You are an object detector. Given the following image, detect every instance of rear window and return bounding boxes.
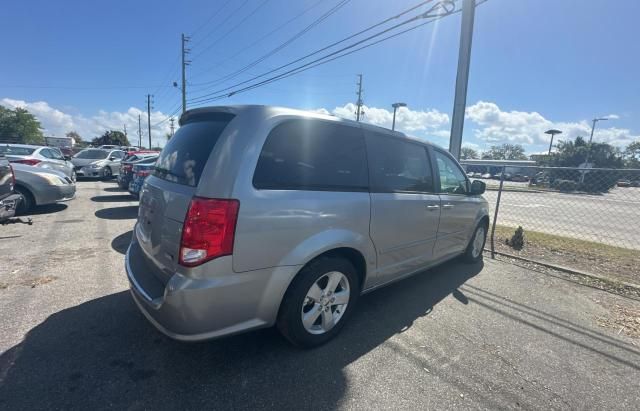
[253,119,368,191]
[0,146,36,155]
[154,113,234,186]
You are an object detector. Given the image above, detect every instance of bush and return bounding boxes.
[554,179,577,192]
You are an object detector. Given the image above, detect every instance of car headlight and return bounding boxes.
[90,163,103,168]
[36,173,68,186]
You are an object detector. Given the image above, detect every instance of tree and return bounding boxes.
[0,105,45,144]
[91,130,130,147]
[623,141,640,168]
[460,147,479,160]
[481,143,527,160]
[66,130,83,143]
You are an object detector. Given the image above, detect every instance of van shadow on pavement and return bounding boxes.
[111,230,133,254]
[0,260,482,409]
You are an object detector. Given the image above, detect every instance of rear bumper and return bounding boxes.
[76,166,106,178]
[125,229,300,341]
[0,194,21,221]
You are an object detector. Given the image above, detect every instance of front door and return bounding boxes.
[366,132,440,286]
[432,149,480,259]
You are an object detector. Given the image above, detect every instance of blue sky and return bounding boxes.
[1,0,639,151]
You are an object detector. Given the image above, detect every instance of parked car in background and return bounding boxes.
[0,154,21,222]
[118,155,158,189]
[71,148,125,179]
[616,179,632,187]
[510,174,529,182]
[126,105,489,348]
[1,144,75,180]
[98,145,119,150]
[127,161,155,199]
[481,173,492,179]
[12,163,76,214]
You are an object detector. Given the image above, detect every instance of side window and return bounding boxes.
[253,120,368,191]
[111,151,124,159]
[40,148,54,159]
[366,133,434,193]
[435,150,468,194]
[49,148,64,160]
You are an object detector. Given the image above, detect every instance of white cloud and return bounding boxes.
[606,114,620,120]
[465,101,639,148]
[1,98,175,148]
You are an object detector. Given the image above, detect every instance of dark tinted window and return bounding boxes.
[0,146,36,155]
[253,120,368,191]
[40,148,54,159]
[367,133,434,193]
[154,113,234,186]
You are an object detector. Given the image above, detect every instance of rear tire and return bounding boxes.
[462,222,488,263]
[14,186,35,215]
[277,256,360,348]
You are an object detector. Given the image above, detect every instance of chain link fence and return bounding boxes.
[465,164,640,284]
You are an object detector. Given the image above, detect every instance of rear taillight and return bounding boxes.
[12,158,41,166]
[123,164,132,171]
[136,169,151,177]
[179,197,240,267]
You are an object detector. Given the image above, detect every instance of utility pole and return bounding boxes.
[448,0,476,160]
[355,74,364,122]
[123,124,127,138]
[181,33,191,115]
[137,114,142,148]
[545,129,562,155]
[391,102,407,131]
[146,94,153,149]
[169,117,175,138]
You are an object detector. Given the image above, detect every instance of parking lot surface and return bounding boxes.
[1,180,639,410]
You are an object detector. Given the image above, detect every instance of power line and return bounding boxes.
[190,0,351,86]
[190,0,250,49]
[0,84,172,90]
[191,0,271,61]
[188,1,456,105]
[189,0,326,81]
[189,0,235,39]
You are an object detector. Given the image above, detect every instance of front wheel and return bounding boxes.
[462,222,488,263]
[14,186,34,215]
[277,256,360,348]
[102,167,112,180]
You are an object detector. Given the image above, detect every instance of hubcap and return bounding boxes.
[301,271,350,335]
[472,226,486,258]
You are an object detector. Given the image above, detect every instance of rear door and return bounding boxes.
[366,132,440,285]
[136,112,235,281]
[431,149,479,259]
[39,148,68,175]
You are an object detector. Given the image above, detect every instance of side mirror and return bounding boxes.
[469,180,486,195]
[109,156,116,161]
[64,155,72,161]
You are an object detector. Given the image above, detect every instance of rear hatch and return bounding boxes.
[136,112,235,283]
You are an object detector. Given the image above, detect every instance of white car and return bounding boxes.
[0,144,75,180]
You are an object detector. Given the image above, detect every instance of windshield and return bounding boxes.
[0,146,36,155]
[74,149,108,159]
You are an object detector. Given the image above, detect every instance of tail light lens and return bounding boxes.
[12,158,41,166]
[179,197,240,267]
[136,169,151,177]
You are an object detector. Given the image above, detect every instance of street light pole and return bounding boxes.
[584,117,609,166]
[544,129,562,155]
[391,102,407,131]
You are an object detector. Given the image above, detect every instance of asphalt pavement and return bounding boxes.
[1,180,639,410]
[483,186,640,249]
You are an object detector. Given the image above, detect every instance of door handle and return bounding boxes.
[426,204,440,211]
[442,204,454,210]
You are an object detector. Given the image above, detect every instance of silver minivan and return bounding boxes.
[125,105,489,347]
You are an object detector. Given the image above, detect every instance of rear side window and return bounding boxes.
[253,120,368,192]
[154,113,234,187]
[366,133,434,193]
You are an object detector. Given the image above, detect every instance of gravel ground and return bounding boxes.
[1,180,639,410]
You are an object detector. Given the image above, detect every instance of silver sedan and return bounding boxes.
[11,163,76,214]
